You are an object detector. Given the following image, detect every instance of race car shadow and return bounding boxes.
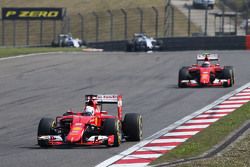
[21,144,111,150]
[173,85,229,89]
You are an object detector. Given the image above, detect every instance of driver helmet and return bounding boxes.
[202,61,210,67]
[85,106,94,115]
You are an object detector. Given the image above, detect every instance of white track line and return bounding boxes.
[151,138,187,143]
[196,114,228,118]
[229,96,250,99]
[221,100,249,104]
[96,83,250,167]
[0,52,63,61]
[137,146,176,151]
[187,119,219,123]
[122,154,162,159]
[176,125,210,129]
[205,109,235,113]
[110,163,148,167]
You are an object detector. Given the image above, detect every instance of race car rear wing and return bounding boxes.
[196,53,219,63]
[85,94,122,120]
[85,94,122,104]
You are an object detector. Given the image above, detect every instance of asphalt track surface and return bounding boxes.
[0,51,249,167]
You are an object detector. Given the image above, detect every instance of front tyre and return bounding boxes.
[103,118,121,147]
[178,67,190,88]
[222,68,234,87]
[224,66,235,85]
[37,117,56,148]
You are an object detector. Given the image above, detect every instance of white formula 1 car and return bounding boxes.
[126,33,163,52]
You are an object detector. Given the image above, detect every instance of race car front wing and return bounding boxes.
[37,135,115,146]
[180,79,231,87]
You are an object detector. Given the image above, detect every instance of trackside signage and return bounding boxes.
[2,8,64,20]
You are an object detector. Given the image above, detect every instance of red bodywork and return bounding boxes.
[38,94,123,146]
[179,54,231,87]
[186,64,229,87]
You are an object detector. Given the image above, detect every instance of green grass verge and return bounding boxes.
[0,47,82,58]
[151,101,250,166]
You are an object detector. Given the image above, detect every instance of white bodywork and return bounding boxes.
[134,33,158,49]
[38,135,63,142]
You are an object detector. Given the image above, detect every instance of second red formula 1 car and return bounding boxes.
[37,94,143,148]
[178,53,235,88]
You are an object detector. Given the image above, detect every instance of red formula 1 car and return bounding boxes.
[37,94,143,148]
[178,53,235,88]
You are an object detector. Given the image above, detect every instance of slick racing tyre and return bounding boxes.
[37,117,56,147]
[222,67,234,87]
[103,118,121,147]
[178,67,190,88]
[126,41,134,52]
[224,66,235,85]
[123,113,143,141]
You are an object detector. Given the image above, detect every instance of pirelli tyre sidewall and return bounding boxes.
[178,67,190,88]
[126,41,134,52]
[222,66,234,87]
[102,118,121,147]
[123,113,143,141]
[37,117,56,147]
[224,66,235,85]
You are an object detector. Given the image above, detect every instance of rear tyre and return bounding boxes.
[123,113,143,141]
[178,67,190,88]
[103,118,121,147]
[37,118,56,147]
[126,41,134,52]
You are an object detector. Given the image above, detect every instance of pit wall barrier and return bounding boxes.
[88,36,247,51]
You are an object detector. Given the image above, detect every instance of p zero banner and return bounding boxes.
[2,8,64,20]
